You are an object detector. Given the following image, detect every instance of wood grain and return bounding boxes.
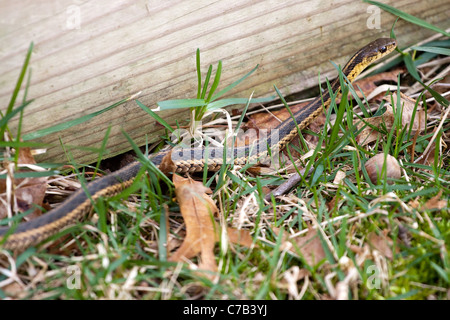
[1,0,449,164]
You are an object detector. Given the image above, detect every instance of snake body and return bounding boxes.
[0,38,397,250]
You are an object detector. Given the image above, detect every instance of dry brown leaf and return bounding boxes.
[352,68,402,100]
[224,227,253,248]
[274,226,326,266]
[157,150,176,174]
[357,92,426,146]
[168,174,218,276]
[408,191,448,213]
[231,124,260,148]
[364,153,402,185]
[348,244,365,255]
[422,190,448,211]
[356,112,393,146]
[246,101,319,132]
[390,92,427,133]
[0,147,47,221]
[291,227,326,266]
[408,199,421,209]
[367,231,396,260]
[1,282,27,299]
[168,175,253,278]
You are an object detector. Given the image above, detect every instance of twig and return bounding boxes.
[265,166,314,201]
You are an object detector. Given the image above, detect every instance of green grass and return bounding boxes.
[155,48,275,137]
[0,9,449,300]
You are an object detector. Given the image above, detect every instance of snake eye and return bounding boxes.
[380,46,387,53]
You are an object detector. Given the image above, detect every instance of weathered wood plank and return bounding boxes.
[1,0,449,164]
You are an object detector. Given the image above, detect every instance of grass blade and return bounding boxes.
[206,96,275,111]
[0,170,60,179]
[0,140,47,148]
[410,46,450,56]
[23,97,130,141]
[136,99,174,133]
[196,48,202,99]
[401,53,449,107]
[365,0,450,37]
[1,42,34,139]
[201,65,213,99]
[211,64,259,101]
[156,98,206,110]
[206,60,222,102]
[0,101,32,130]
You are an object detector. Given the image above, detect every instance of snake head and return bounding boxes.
[342,38,397,81]
[364,38,397,60]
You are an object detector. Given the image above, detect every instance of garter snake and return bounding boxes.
[0,38,397,250]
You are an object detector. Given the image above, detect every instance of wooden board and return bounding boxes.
[1,0,449,164]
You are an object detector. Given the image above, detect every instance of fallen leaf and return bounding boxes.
[357,92,426,146]
[1,282,27,299]
[168,175,253,279]
[231,123,260,148]
[422,190,448,211]
[291,227,326,266]
[157,150,176,174]
[168,174,218,276]
[367,231,396,260]
[356,112,394,146]
[0,147,48,221]
[274,226,326,266]
[223,227,253,248]
[408,199,421,209]
[390,92,427,133]
[352,68,402,100]
[348,244,364,255]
